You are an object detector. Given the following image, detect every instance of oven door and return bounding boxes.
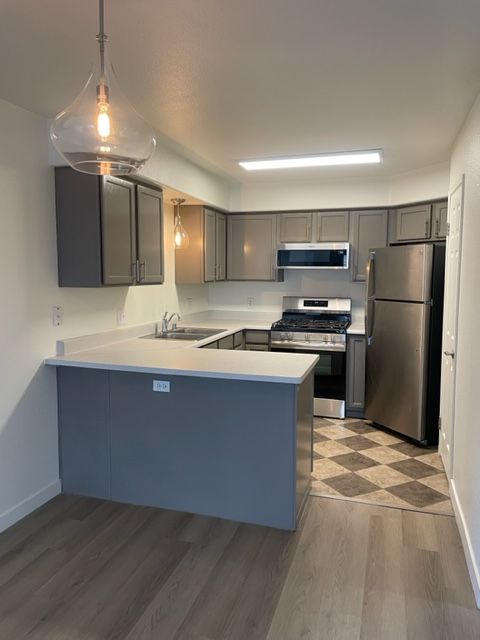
[271,345,346,418]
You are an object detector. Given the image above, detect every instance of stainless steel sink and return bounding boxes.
[141,327,226,341]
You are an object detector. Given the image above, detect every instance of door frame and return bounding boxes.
[439,175,465,477]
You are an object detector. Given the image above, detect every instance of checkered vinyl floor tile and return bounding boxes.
[310,418,453,515]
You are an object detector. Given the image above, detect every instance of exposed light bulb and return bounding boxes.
[97,102,111,138]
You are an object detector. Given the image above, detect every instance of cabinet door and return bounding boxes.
[346,335,366,413]
[136,186,164,284]
[227,215,277,280]
[395,204,432,241]
[218,335,234,350]
[433,201,448,239]
[203,209,216,282]
[215,212,226,280]
[101,176,136,285]
[352,210,388,282]
[316,211,349,241]
[278,213,313,242]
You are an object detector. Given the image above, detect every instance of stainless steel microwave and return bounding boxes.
[277,243,350,270]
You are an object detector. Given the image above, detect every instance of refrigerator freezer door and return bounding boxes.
[372,244,433,302]
[365,300,430,441]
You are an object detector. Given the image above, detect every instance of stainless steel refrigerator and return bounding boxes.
[365,243,445,444]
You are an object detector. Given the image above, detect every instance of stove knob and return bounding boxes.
[287,332,294,341]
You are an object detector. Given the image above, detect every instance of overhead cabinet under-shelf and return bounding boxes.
[175,206,226,284]
[55,167,164,287]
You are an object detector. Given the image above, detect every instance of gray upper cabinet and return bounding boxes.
[204,209,216,282]
[101,177,137,286]
[395,204,432,242]
[278,212,313,243]
[351,209,388,281]
[175,206,226,283]
[346,335,366,415]
[432,201,448,239]
[136,185,164,284]
[215,212,227,280]
[227,214,279,280]
[55,167,163,287]
[316,211,349,241]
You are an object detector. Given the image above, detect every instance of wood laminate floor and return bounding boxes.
[0,494,478,640]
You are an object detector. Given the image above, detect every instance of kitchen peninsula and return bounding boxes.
[46,320,317,530]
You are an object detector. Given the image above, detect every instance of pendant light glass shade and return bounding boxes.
[50,1,156,176]
[172,199,189,249]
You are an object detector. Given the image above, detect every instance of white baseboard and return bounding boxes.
[0,479,62,534]
[450,479,480,608]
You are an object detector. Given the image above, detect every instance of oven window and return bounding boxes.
[277,248,346,268]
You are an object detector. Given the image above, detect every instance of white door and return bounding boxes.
[439,176,464,477]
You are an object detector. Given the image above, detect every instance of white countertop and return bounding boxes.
[45,319,318,384]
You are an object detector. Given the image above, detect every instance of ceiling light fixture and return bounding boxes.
[172,198,189,249]
[50,0,156,176]
[239,150,382,171]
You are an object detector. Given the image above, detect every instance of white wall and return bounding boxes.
[0,98,209,531]
[230,162,449,211]
[209,271,365,320]
[447,93,480,604]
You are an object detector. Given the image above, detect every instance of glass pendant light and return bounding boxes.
[172,198,189,249]
[50,0,156,176]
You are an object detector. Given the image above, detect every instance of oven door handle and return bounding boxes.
[270,342,346,353]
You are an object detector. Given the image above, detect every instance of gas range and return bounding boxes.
[270,297,351,351]
[270,297,351,419]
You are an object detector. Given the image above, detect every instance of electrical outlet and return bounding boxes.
[153,380,170,393]
[52,306,63,327]
[116,309,126,325]
[247,297,255,307]
[186,297,193,310]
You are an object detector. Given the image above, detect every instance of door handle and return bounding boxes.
[444,350,455,358]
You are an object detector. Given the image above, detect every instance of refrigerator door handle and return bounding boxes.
[366,251,375,345]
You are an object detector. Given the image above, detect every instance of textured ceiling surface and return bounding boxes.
[1,0,480,181]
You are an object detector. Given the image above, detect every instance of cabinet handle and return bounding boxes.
[132,261,139,282]
[424,219,430,238]
[435,218,440,237]
[139,260,146,282]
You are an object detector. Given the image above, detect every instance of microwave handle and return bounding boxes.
[366,251,375,345]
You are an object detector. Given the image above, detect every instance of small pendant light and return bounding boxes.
[50,0,156,176]
[172,199,189,249]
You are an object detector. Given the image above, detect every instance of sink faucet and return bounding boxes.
[158,312,181,336]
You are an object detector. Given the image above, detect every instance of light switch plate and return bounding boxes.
[153,380,170,393]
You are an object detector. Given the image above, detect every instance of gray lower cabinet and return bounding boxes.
[55,167,163,287]
[227,214,280,281]
[277,212,313,242]
[316,211,349,241]
[394,204,432,242]
[175,206,226,283]
[217,334,234,350]
[351,209,389,281]
[346,335,366,416]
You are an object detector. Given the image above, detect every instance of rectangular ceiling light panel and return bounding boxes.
[239,150,382,171]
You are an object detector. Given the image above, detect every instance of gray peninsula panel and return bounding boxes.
[57,367,313,530]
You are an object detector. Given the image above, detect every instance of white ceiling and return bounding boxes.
[1,0,480,183]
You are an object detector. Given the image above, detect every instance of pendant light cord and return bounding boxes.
[96,0,107,79]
